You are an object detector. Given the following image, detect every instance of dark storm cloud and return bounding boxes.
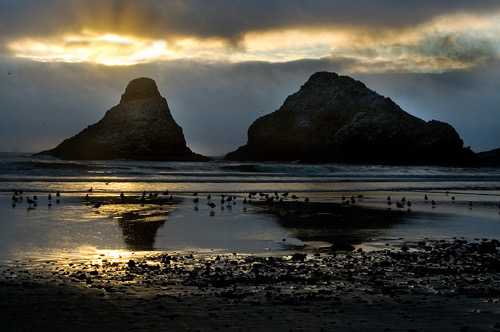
[1,0,499,45]
[413,33,497,63]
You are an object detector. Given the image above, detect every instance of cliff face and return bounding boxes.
[226,72,475,165]
[38,78,208,161]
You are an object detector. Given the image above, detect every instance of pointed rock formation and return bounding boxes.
[225,72,476,165]
[38,78,208,161]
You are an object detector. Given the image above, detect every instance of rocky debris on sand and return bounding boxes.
[2,238,500,330]
[3,239,499,302]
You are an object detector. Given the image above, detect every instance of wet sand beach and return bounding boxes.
[2,155,500,331]
[1,238,500,331]
[2,194,500,331]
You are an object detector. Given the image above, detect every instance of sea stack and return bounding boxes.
[38,78,208,161]
[225,72,475,165]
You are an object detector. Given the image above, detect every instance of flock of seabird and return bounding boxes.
[9,188,500,215]
[11,190,61,209]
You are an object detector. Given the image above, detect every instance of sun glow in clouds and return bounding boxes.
[6,11,500,72]
[9,32,167,66]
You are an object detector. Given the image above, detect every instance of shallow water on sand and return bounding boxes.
[1,153,500,263]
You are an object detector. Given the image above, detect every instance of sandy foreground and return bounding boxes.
[1,238,500,332]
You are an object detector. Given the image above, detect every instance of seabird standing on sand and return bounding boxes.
[27,197,36,207]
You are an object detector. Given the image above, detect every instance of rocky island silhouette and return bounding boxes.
[38,73,499,165]
[226,72,478,165]
[38,77,208,161]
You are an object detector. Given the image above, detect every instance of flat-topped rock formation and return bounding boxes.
[38,78,208,161]
[225,72,476,165]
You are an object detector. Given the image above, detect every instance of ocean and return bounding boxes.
[1,152,500,263]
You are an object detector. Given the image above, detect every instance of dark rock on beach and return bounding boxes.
[2,238,500,331]
[225,71,475,165]
[37,78,208,161]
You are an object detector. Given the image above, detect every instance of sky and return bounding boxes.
[0,0,499,156]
